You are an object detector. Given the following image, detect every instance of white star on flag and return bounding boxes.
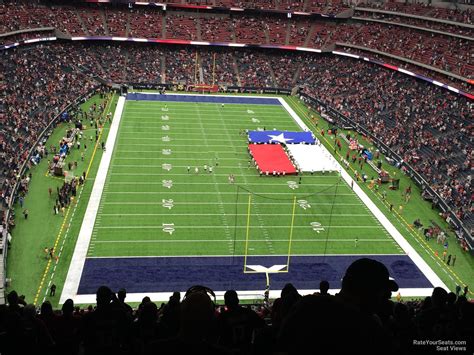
[268,133,293,144]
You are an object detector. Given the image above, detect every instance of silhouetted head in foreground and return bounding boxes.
[96,286,113,307]
[224,290,239,309]
[180,289,216,341]
[319,280,330,295]
[339,258,398,314]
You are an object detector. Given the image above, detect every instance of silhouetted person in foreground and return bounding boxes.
[158,291,181,339]
[81,286,132,355]
[55,299,82,355]
[277,258,398,355]
[217,290,264,354]
[117,288,133,317]
[146,287,226,355]
[319,280,330,295]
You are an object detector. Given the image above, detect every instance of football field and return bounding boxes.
[60,93,443,303]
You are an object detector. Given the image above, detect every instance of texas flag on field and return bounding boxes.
[248,130,316,144]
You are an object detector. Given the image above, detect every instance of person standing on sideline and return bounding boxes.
[50,284,56,297]
[447,254,452,265]
[455,285,461,296]
[463,285,469,297]
[48,187,52,197]
[442,250,447,262]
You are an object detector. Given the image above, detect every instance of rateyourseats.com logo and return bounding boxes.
[413,339,468,352]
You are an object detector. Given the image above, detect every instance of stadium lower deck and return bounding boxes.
[61,93,445,304]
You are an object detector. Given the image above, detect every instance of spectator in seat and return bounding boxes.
[80,286,132,355]
[337,258,399,317]
[271,283,301,331]
[319,280,330,295]
[117,288,133,317]
[132,301,160,353]
[55,299,81,355]
[277,292,392,355]
[146,288,225,355]
[21,304,55,354]
[216,290,264,353]
[157,291,181,339]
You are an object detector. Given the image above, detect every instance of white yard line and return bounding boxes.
[96,225,382,229]
[101,191,356,195]
[85,253,402,258]
[93,239,394,243]
[99,213,370,217]
[278,97,448,291]
[109,172,338,178]
[103,201,363,205]
[60,96,126,304]
[108,182,343,187]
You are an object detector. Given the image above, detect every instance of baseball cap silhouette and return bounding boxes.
[343,258,399,292]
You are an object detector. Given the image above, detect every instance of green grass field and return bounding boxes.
[6,93,473,306]
[90,99,401,258]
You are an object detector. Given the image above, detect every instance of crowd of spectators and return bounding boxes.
[297,54,472,229]
[200,50,237,86]
[339,46,471,92]
[1,2,473,81]
[234,50,275,87]
[333,21,473,79]
[354,10,474,37]
[128,8,163,39]
[0,258,472,355]
[0,43,97,216]
[360,1,473,24]
[165,13,198,40]
[200,15,234,42]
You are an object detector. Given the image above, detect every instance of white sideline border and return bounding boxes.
[60,94,445,305]
[60,96,126,304]
[71,287,433,305]
[277,97,447,291]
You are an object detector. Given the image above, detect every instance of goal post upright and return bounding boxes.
[286,195,297,272]
[243,193,252,272]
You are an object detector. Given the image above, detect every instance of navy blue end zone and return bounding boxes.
[126,93,281,105]
[77,255,433,294]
